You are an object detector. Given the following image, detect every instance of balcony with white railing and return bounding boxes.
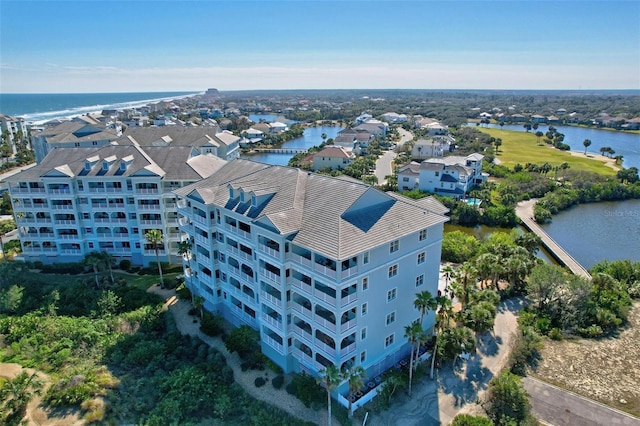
[144,249,166,256]
[137,204,161,211]
[113,233,129,239]
[263,334,284,353]
[176,199,187,209]
[194,233,208,245]
[288,252,312,268]
[291,302,313,319]
[39,232,56,238]
[258,243,280,259]
[259,268,281,284]
[50,204,73,210]
[54,219,76,225]
[58,234,80,240]
[292,347,315,367]
[48,188,72,195]
[60,249,82,255]
[292,323,313,342]
[315,315,337,333]
[140,219,163,226]
[41,247,58,252]
[340,292,358,307]
[339,342,356,357]
[106,203,125,209]
[314,288,337,307]
[192,214,209,226]
[314,263,337,279]
[136,187,160,195]
[315,339,337,358]
[340,318,357,333]
[261,290,282,308]
[341,265,359,279]
[289,276,312,294]
[262,313,283,331]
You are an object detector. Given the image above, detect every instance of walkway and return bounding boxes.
[515,199,591,279]
[375,128,413,185]
[523,376,640,426]
[370,298,524,426]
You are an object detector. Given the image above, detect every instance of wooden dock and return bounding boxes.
[516,200,592,279]
[252,148,308,154]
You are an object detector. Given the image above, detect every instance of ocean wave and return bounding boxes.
[22,93,202,125]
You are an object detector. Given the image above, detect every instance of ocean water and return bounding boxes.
[0,91,201,124]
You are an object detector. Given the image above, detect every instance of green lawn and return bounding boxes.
[478,127,617,176]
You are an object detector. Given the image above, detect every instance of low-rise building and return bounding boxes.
[312,146,354,171]
[411,136,454,160]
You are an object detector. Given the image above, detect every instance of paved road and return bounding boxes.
[374,128,413,185]
[523,377,640,426]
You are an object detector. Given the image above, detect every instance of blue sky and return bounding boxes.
[1,0,639,93]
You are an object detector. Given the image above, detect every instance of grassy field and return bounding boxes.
[477,127,618,176]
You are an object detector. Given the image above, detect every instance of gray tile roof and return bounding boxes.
[176,159,449,260]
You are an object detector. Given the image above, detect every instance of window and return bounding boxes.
[362,277,368,291]
[435,171,440,177]
[388,264,398,278]
[92,141,98,146]
[385,334,395,348]
[74,143,80,147]
[219,253,225,262]
[361,303,368,316]
[363,251,369,264]
[386,312,396,326]
[360,351,366,363]
[416,274,424,287]
[133,228,139,234]
[387,288,397,302]
[361,328,367,340]
[389,240,399,253]
[419,229,427,241]
[417,252,425,264]
[402,177,409,182]
[82,213,89,219]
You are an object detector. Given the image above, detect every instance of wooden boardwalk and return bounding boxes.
[252,148,308,154]
[516,200,592,279]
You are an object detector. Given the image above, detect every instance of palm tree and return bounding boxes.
[193,295,205,320]
[100,250,115,284]
[0,220,15,263]
[463,304,495,341]
[430,295,453,379]
[0,371,43,423]
[452,262,478,310]
[442,265,454,292]
[414,290,437,327]
[83,251,103,287]
[534,131,544,145]
[145,229,165,288]
[475,253,496,288]
[177,239,193,295]
[494,138,502,154]
[404,321,422,395]
[343,365,366,419]
[583,139,592,155]
[318,365,342,426]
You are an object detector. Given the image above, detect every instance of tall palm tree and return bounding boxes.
[442,265,454,292]
[414,290,437,327]
[343,365,366,419]
[404,321,422,395]
[83,251,102,287]
[318,365,342,426]
[452,262,478,310]
[145,229,165,288]
[177,239,193,295]
[100,250,115,284]
[583,138,592,155]
[430,295,453,379]
[475,253,496,288]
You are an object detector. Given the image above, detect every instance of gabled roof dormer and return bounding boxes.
[119,155,134,172]
[84,155,99,172]
[102,155,117,172]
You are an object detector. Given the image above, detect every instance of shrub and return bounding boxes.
[200,312,223,337]
[119,259,131,270]
[450,414,494,426]
[272,375,284,389]
[254,377,266,387]
[485,371,534,425]
[549,327,563,340]
[287,372,325,408]
[577,325,604,338]
[33,260,44,269]
[127,265,141,274]
[509,325,543,376]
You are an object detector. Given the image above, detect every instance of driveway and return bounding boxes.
[523,377,640,426]
[374,128,413,185]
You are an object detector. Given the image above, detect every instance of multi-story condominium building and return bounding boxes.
[7,144,226,265]
[174,159,449,388]
[0,113,29,154]
[397,153,487,198]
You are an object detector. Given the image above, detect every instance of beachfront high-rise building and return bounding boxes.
[173,159,449,383]
[0,113,28,154]
[7,145,226,265]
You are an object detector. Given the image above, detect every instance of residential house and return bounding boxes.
[7,145,227,265]
[173,159,449,397]
[312,146,354,171]
[531,115,547,124]
[398,153,487,198]
[380,112,408,124]
[411,136,454,160]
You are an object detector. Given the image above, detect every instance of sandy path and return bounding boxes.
[148,286,333,425]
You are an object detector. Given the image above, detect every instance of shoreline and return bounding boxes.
[567,150,621,171]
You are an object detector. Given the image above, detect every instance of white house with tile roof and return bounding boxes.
[312,146,355,170]
[7,145,227,265]
[173,159,449,397]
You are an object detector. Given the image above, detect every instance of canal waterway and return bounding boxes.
[476,123,640,169]
[241,126,343,166]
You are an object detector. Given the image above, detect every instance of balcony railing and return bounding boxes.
[288,252,313,268]
[137,204,161,210]
[261,313,283,331]
[136,188,160,194]
[195,233,208,245]
[315,315,337,333]
[315,339,336,357]
[341,265,359,279]
[289,277,312,294]
[258,244,280,259]
[54,219,76,225]
[340,318,357,333]
[51,204,73,210]
[39,232,55,238]
[313,263,337,279]
[314,288,337,306]
[48,188,71,195]
[339,342,356,357]
[60,249,82,254]
[58,234,80,240]
[144,249,166,256]
[340,292,358,307]
[140,219,163,226]
[291,302,312,319]
[292,324,313,342]
[261,291,282,307]
[263,334,284,353]
[259,268,281,284]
